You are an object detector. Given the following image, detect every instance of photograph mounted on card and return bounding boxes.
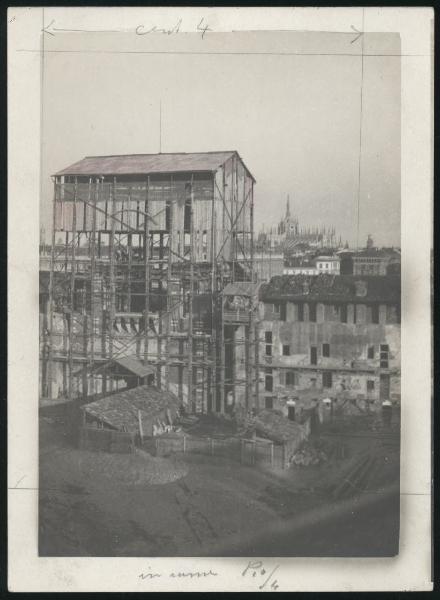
[8,6,432,593]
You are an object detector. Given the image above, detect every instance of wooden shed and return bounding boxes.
[81,385,180,438]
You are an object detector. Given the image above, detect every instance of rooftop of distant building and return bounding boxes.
[260,273,401,304]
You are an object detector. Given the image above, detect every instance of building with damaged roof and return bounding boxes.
[258,273,401,415]
[81,385,180,436]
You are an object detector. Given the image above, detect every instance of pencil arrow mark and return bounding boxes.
[13,475,26,488]
[350,25,363,44]
[42,19,56,36]
[42,19,121,36]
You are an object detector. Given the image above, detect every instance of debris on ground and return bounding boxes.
[322,412,400,435]
[291,443,327,467]
[290,438,348,467]
[179,415,199,427]
[253,409,309,444]
[330,452,379,500]
[41,446,188,488]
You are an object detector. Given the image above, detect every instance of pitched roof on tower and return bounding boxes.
[54,151,256,181]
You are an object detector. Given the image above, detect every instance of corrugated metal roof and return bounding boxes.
[112,357,155,378]
[55,151,256,181]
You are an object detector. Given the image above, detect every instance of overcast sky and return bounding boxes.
[41,30,400,247]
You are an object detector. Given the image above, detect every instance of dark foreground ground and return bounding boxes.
[39,411,400,557]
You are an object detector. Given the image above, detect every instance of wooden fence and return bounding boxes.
[152,434,293,469]
[79,425,135,454]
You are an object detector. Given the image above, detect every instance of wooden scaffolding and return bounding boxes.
[42,151,259,414]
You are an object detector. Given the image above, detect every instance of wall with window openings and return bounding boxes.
[260,298,401,406]
[263,299,400,325]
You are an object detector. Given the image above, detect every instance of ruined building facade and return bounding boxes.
[257,274,401,414]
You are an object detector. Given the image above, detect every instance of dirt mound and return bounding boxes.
[41,447,188,489]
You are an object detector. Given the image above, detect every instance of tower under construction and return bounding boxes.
[40,151,260,414]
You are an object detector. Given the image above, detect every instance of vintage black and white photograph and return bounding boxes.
[7,10,433,590]
[35,18,405,560]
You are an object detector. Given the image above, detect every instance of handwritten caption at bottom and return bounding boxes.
[242,561,280,591]
[139,568,218,580]
[138,560,280,590]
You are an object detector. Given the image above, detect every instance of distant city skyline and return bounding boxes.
[254,202,398,250]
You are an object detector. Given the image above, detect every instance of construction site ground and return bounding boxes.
[39,410,400,557]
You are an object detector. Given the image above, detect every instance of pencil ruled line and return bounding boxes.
[16,49,422,57]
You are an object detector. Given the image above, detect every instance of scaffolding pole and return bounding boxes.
[254,320,260,412]
[188,174,194,411]
[164,175,173,391]
[231,154,236,282]
[127,186,132,312]
[250,180,256,412]
[46,177,58,400]
[88,177,96,395]
[108,177,117,393]
[210,177,217,412]
[68,177,78,400]
[143,176,150,371]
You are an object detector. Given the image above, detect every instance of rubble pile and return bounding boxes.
[290,438,348,467]
[324,413,375,433]
[254,409,308,444]
[236,410,258,438]
[291,441,328,467]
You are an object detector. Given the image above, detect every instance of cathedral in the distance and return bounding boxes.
[277,195,300,237]
[260,195,341,251]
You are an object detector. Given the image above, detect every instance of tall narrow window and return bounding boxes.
[323,371,333,388]
[165,200,171,231]
[380,374,390,399]
[184,200,191,232]
[322,343,330,357]
[340,304,348,323]
[286,370,296,386]
[184,197,192,232]
[372,304,380,324]
[265,331,272,357]
[282,344,290,356]
[367,346,375,359]
[310,346,317,365]
[298,302,304,322]
[265,373,273,392]
[380,344,389,368]
[280,302,287,321]
[309,303,317,322]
